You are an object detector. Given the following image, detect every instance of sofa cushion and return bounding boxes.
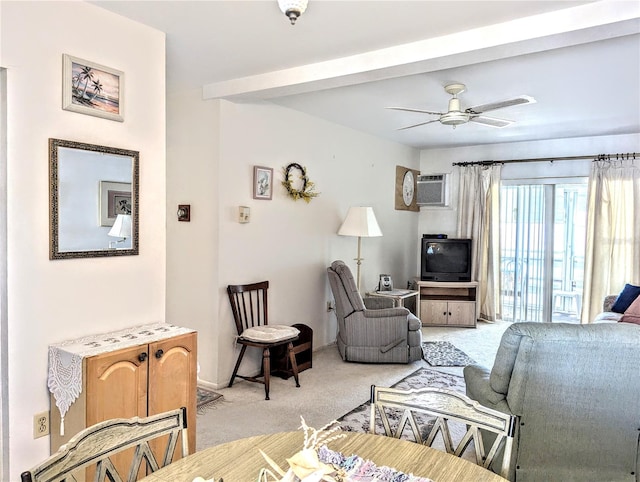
[611,283,640,313]
[593,311,623,323]
[621,295,640,325]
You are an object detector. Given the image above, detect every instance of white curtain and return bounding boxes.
[456,164,502,322]
[582,157,640,323]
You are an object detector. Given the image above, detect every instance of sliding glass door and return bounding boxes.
[499,180,587,322]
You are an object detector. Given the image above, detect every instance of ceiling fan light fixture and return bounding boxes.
[388,82,534,131]
[440,111,470,126]
[278,0,308,25]
[448,97,461,112]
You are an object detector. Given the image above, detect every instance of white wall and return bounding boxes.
[1,2,166,478]
[166,97,420,387]
[166,88,221,384]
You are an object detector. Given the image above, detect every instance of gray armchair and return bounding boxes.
[327,260,423,363]
[464,322,640,481]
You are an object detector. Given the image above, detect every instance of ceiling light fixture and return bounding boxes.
[278,0,308,25]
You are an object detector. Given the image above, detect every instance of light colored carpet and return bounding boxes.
[196,321,510,450]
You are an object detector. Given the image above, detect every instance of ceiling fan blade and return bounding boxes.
[386,106,444,116]
[469,115,514,128]
[397,119,441,130]
[466,95,536,114]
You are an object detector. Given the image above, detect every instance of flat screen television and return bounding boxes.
[421,237,472,282]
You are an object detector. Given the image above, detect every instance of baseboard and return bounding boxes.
[197,378,224,391]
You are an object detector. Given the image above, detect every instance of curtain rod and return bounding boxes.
[452,152,638,167]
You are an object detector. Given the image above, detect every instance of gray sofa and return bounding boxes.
[327,260,423,363]
[464,322,640,481]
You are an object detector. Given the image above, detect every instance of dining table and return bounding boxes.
[140,431,508,481]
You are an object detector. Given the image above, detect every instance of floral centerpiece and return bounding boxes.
[258,417,346,481]
[257,417,434,482]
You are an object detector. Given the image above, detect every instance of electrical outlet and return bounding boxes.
[33,411,49,439]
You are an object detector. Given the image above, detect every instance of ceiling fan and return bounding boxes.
[388,83,536,130]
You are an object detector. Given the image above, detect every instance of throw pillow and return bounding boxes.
[621,295,640,325]
[611,283,640,313]
[240,325,300,343]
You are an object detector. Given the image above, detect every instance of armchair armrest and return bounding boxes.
[463,364,510,412]
[363,296,394,310]
[343,310,411,346]
[362,307,410,318]
[362,307,420,331]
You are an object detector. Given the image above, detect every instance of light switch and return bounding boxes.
[239,206,250,223]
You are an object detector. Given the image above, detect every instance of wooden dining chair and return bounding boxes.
[369,385,516,479]
[21,407,188,482]
[227,281,300,400]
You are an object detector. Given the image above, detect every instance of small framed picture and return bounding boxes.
[100,181,132,226]
[63,54,124,122]
[253,166,273,200]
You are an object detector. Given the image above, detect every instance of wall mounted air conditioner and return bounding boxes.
[417,174,449,207]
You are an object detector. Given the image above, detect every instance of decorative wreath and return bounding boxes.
[282,163,320,203]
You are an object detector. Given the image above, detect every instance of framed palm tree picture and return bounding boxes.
[62,54,124,122]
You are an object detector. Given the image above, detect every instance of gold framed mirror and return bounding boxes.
[49,138,139,260]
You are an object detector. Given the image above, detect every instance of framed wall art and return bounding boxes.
[62,54,124,122]
[253,166,273,200]
[100,181,132,227]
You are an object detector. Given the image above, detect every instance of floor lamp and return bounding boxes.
[338,207,383,291]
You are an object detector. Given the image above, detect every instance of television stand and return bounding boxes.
[417,281,478,328]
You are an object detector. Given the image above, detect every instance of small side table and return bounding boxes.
[366,290,420,320]
[270,323,313,380]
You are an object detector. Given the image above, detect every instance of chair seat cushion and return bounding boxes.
[240,325,300,343]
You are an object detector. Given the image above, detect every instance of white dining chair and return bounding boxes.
[21,407,188,482]
[370,385,516,479]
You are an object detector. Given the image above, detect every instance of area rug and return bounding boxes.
[197,386,223,414]
[337,367,474,460]
[337,367,465,434]
[421,340,476,367]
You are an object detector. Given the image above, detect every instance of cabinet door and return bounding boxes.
[86,344,148,424]
[447,301,476,326]
[86,344,148,479]
[421,300,449,325]
[148,332,197,456]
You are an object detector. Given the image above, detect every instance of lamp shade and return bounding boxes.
[108,214,132,238]
[338,207,382,237]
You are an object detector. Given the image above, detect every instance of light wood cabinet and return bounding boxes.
[50,328,197,471]
[417,281,479,327]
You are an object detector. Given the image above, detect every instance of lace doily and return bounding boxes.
[48,322,195,435]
